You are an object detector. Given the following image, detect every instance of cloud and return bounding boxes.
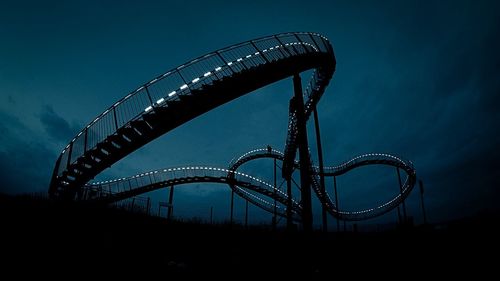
[39,105,80,143]
[0,110,56,194]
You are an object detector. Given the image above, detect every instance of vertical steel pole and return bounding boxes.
[245,200,249,229]
[210,206,213,225]
[419,180,428,225]
[333,176,340,232]
[167,185,174,221]
[313,106,327,232]
[230,190,234,225]
[293,73,313,232]
[397,168,407,224]
[286,178,293,230]
[273,158,277,230]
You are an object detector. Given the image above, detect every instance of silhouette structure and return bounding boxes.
[48,32,417,230]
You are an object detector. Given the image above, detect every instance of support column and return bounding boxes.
[167,185,174,221]
[293,73,313,232]
[419,180,427,225]
[313,106,327,232]
[333,176,340,232]
[245,200,249,229]
[146,197,150,215]
[273,158,277,230]
[286,177,293,230]
[230,190,234,225]
[397,168,407,223]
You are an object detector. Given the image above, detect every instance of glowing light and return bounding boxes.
[203,72,212,77]
[180,84,188,90]
[168,91,177,97]
[192,78,200,83]
[236,58,243,62]
[156,98,165,104]
[215,66,222,71]
[145,106,153,112]
[227,62,233,66]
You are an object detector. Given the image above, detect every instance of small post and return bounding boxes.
[397,168,407,224]
[286,177,293,231]
[245,200,249,229]
[419,180,428,225]
[167,185,174,221]
[333,176,340,232]
[210,206,213,225]
[273,158,277,231]
[230,190,234,226]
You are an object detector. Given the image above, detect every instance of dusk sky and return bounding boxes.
[1,0,499,228]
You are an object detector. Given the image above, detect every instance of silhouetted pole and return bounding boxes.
[419,180,427,225]
[273,158,277,230]
[396,173,402,225]
[333,176,340,232]
[230,190,234,225]
[396,206,402,225]
[131,197,135,212]
[167,185,175,221]
[245,200,249,229]
[210,206,213,224]
[396,168,407,223]
[293,73,313,232]
[146,197,150,215]
[313,106,327,232]
[286,178,293,230]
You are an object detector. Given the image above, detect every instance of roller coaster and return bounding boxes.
[49,32,417,230]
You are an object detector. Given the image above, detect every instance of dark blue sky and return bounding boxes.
[1,0,499,228]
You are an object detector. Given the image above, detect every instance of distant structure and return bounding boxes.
[49,32,417,231]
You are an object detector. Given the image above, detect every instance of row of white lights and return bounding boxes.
[61,39,324,155]
[60,33,328,156]
[322,153,405,171]
[144,41,318,113]
[88,165,298,206]
[232,148,284,165]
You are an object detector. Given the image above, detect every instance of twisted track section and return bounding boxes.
[49,32,335,199]
[228,148,416,221]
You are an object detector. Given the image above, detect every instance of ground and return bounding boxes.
[0,193,497,277]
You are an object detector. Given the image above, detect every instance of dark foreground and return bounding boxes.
[1,194,497,277]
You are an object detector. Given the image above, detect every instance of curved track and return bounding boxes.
[84,166,302,221]
[50,32,334,199]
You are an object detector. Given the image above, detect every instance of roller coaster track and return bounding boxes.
[84,166,302,221]
[49,32,334,200]
[49,31,417,222]
[228,148,416,221]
